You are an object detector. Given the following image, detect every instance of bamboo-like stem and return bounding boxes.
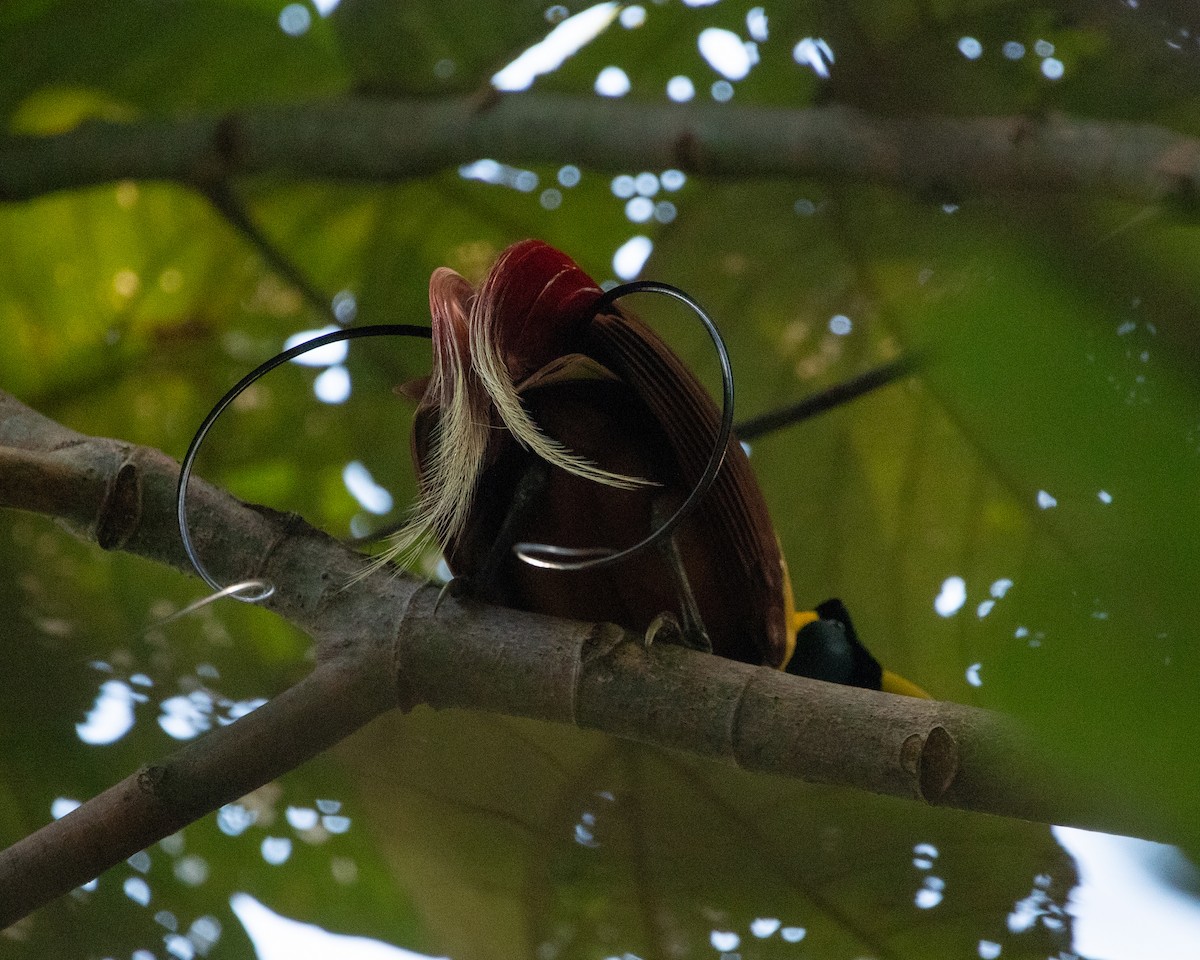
[0,388,1154,928]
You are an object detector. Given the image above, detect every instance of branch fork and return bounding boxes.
[0,389,1149,928]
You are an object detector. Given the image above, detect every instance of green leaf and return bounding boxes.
[339,708,1077,960]
[6,0,1200,956]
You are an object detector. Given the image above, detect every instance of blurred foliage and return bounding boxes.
[3,0,1200,957]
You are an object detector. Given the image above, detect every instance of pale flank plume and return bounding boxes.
[380,268,493,565]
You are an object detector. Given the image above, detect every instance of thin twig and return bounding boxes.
[201,181,337,324]
[736,354,922,440]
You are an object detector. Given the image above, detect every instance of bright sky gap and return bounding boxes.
[492,3,619,91]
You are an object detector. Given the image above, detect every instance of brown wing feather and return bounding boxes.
[585,309,789,666]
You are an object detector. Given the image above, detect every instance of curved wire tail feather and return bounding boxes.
[177,323,433,599]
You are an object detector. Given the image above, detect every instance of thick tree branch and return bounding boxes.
[0,389,1151,928]
[2,96,1199,204]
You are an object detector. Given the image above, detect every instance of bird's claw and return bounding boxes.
[643,612,712,653]
[433,575,473,615]
[644,612,681,649]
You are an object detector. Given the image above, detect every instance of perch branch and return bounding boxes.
[2,96,1199,205]
[0,388,1153,928]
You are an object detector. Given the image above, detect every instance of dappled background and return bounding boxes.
[3,0,1200,957]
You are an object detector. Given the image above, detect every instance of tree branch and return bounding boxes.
[201,180,338,325]
[736,354,922,440]
[0,656,396,927]
[0,388,1153,928]
[2,95,1199,205]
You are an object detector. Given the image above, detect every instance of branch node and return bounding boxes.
[672,128,701,173]
[251,508,309,589]
[899,732,923,777]
[96,457,142,550]
[581,621,627,664]
[136,764,167,798]
[468,84,503,115]
[391,580,435,713]
[577,624,627,725]
[188,113,243,187]
[917,725,960,804]
[213,113,245,172]
[1009,115,1037,149]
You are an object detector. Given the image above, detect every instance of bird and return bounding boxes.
[388,239,927,697]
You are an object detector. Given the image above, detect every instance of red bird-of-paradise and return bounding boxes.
[386,239,927,697]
